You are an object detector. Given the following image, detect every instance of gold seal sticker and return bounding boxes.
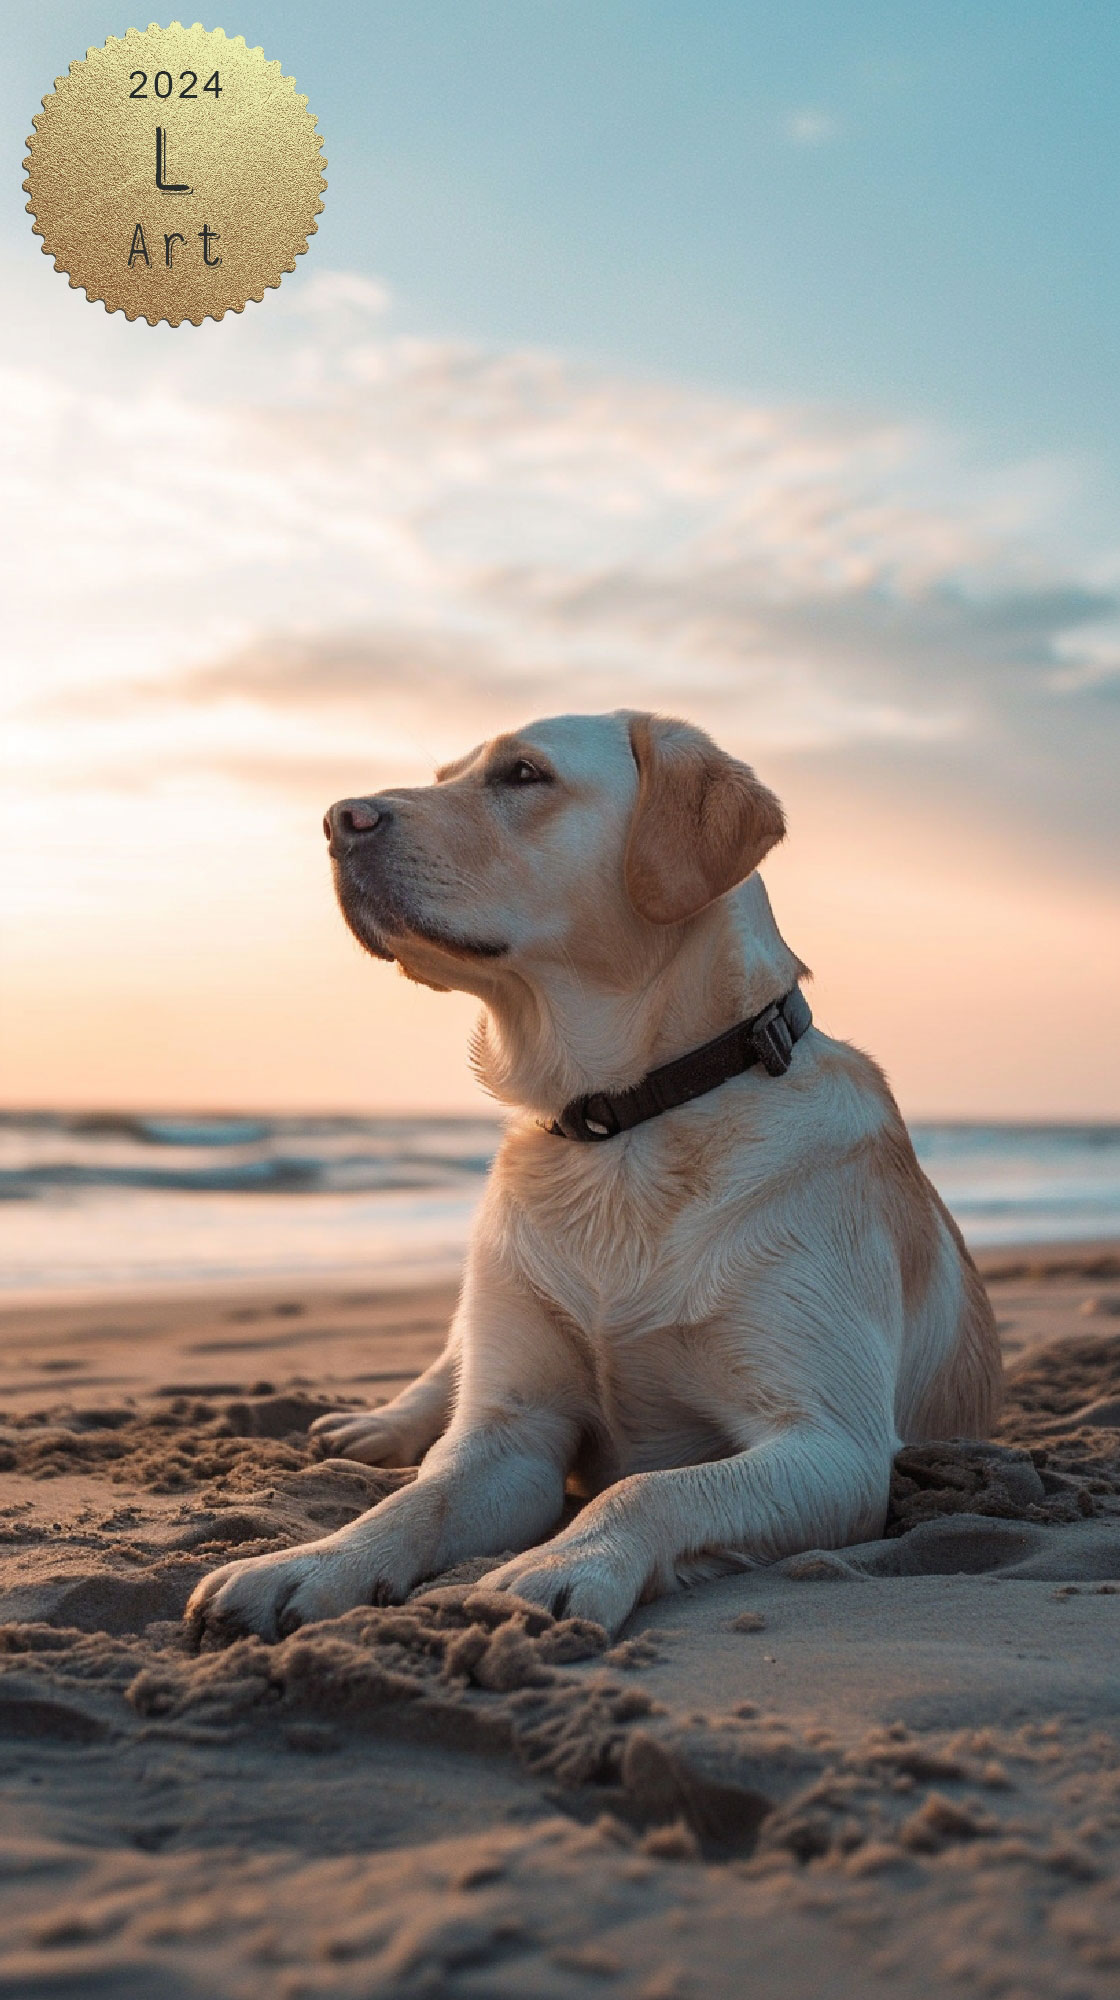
[23,23,326,326]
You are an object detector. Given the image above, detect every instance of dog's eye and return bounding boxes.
[504,759,548,786]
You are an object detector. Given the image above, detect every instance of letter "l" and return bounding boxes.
[155,127,192,194]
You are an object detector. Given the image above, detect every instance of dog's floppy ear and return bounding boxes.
[624,714,785,924]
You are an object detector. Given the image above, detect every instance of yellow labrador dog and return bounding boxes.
[187,711,999,1643]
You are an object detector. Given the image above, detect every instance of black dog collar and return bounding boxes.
[546,986,812,1142]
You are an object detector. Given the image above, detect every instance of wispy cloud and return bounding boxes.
[786,109,840,147]
[3,264,1117,874]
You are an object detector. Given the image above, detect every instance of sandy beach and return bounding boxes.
[1,1245,1118,1999]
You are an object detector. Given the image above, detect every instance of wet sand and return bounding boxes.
[1,1246,1118,1999]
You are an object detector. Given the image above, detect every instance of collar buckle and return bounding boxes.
[747,1001,795,1077]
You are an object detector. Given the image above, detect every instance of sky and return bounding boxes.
[2,1,1118,1117]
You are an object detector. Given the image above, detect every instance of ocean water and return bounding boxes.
[1,1112,1117,1301]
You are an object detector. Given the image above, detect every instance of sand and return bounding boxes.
[1,1248,1119,1999]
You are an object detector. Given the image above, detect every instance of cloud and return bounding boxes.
[287,271,393,319]
[786,110,840,147]
[2,262,1118,876]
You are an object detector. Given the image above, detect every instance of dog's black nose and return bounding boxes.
[324,798,390,852]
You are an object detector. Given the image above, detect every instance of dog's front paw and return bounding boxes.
[309,1407,425,1468]
[482,1537,641,1636]
[185,1536,399,1646]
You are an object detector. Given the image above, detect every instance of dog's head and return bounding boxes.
[324,711,784,996]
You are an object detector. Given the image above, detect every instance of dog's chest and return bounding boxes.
[520,1158,700,1324]
[497,1132,772,1476]
[501,1125,748,1338]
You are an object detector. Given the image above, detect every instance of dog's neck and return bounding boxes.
[473,874,805,1121]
